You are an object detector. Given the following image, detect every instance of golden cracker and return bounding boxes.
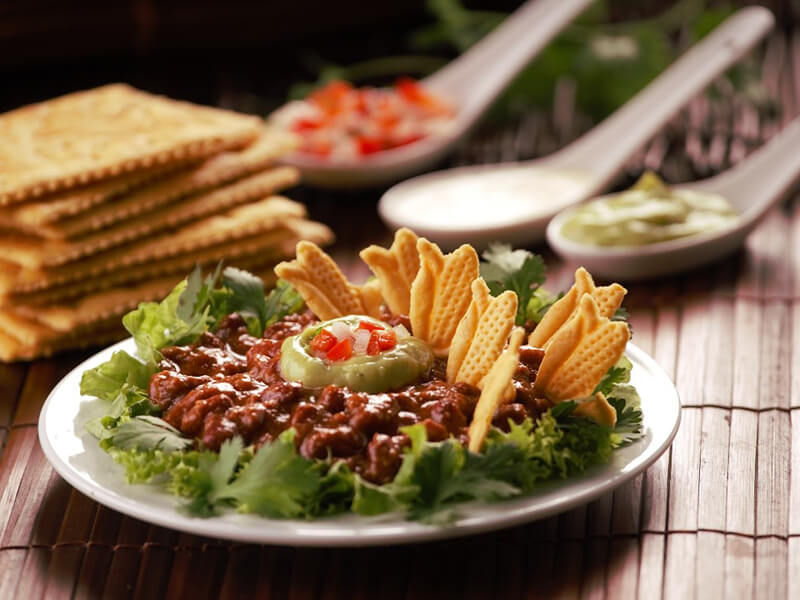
[0,322,127,362]
[28,130,299,239]
[0,84,262,204]
[529,267,626,348]
[573,392,617,427]
[447,281,517,388]
[468,327,525,452]
[0,161,190,229]
[0,170,301,270]
[358,279,385,319]
[359,227,420,316]
[534,294,630,402]
[409,239,479,356]
[275,241,366,321]
[7,218,331,306]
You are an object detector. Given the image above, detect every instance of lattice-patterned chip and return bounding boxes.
[359,227,420,316]
[468,327,525,452]
[529,267,626,348]
[447,278,517,388]
[275,241,367,320]
[409,239,479,356]
[534,294,630,402]
[574,392,617,427]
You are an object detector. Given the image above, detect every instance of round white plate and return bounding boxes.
[39,338,680,547]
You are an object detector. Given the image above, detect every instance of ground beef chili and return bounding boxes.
[149,311,550,484]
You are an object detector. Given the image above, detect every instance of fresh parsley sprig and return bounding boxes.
[480,243,546,326]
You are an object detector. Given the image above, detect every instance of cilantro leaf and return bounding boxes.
[263,279,306,328]
[607,383,644,446]
[108,416,193,452]
[214,431,322,518]
[480,243,546,325]
[220,267,269,335]
[593,356,633,396]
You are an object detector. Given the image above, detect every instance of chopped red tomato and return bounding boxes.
[309,80,353,114]
[356,136,384,155]
[291,118,322,132]
[376,329,397,351]
[357,320,383,332]
[366,331,382,356]
[326,337,353,362]
[310,329,337,354]
[394,77,448,114]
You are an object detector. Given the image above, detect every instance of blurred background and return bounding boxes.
[2,0,797,234]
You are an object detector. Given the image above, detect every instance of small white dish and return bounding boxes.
[278,0,595,188]
[547,115,800,281]
[379,7,774,248]
[39,338,679,547]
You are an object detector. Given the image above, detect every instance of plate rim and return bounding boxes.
[38,338,681,547]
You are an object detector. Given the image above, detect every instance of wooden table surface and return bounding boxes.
[1,33,799,600]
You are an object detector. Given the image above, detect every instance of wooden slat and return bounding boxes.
[725,535,755,599]
[788,537,800,600]
[758,301,792,410]
[756,410,791,537]
[726,410,758,536]
[606,538,639,599]
[695,531,725,599]
[790,409,800,536]
[697,408,731,531]
[637,534,665,600]
[732,298,762,410]
[667,408,702,531]
[662,533,696,599]
[755,537,788,599]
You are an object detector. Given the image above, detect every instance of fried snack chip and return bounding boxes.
[0,322,127,363]
[0,83,262,204]
[534,293,629,406]
[573,392,618,427]
[446,278,517,387]
[359,227,420,316]
[409,239,479,356]
[0,171,301,270]
[275,241,373,321]
[468,327,525,452]
[529,267,626,348]
[6,129,299,240]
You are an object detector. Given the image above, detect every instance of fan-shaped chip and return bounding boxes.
[468,327,525,452]
[574,392,617,427]
[409,239,479,356]
[274,241,366,320]
[360,228,420,316]
[534,294,629,403]
[447,278,517,388]
[529,267,626,348]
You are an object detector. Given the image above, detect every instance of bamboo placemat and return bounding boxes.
[1,32,799,599]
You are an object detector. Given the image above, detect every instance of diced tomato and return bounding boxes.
[357,320,383,332]
[366,331,381,356]
[309,80,353,114]
[394,133,424,148]
[310,329,337,354]
[376,329,397,350]
[395,77,450,114]
[356,136,384,155]
[326,337,353,362]
[302,138,332,157]
[291,118,323,132]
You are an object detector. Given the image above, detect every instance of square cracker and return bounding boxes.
[0,83,263,204]
[0,127,296,235]
[7,218,332,306]
[0,167,301,269]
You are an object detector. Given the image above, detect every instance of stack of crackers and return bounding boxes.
[0,84,332,361]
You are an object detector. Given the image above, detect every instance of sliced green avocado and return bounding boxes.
[279,316,434,393]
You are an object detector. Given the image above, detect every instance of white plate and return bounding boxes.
[39,338,680,547]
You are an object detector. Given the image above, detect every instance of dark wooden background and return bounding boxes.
[1,2,800,598]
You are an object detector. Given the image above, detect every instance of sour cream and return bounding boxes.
[387,165,595,231]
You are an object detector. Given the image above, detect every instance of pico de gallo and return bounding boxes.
[270,78,456,160]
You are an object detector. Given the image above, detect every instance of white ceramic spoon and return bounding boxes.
[547,115,800,281]
[379,7,775,249]
[278,0,596,187]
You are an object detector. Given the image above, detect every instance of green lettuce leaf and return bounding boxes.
[108,415,193,452]
[79,350,155,401]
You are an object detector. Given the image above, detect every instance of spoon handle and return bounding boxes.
[690,116,800,218]
[423,0,593,120]
[549,7,774,185]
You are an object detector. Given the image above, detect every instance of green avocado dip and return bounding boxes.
[279,316,434,393]
[561,171,739,247]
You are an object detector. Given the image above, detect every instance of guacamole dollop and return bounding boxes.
[279,316,434,393]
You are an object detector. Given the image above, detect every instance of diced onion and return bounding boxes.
[330,321,352,342]
[353,329,371,355]
[393,324,411,340]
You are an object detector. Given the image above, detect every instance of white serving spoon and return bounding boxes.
[278,0,596,187]
[379,7,775,249]
[547,115,800,280]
